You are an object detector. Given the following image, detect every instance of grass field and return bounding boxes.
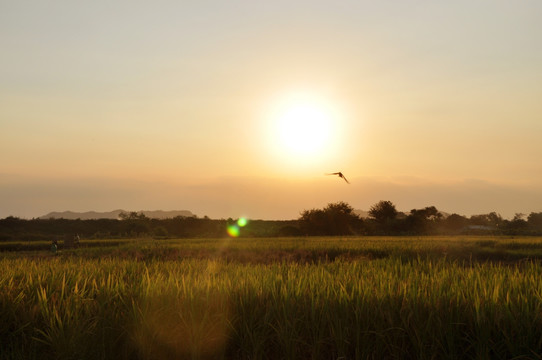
[2,236,542,359]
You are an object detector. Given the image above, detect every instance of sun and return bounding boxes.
[263,91,342,166]
[276,103,331,156]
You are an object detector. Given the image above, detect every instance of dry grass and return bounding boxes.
[1,236,542,359]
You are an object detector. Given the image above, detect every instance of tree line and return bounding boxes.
[0,212,298,242]
[299,201,542,236]
[1,202,542,241]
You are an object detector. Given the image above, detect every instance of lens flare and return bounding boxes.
[227,224,240,237]
[227,218,249,237]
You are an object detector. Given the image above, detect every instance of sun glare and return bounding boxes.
[263,91,342,168]
[276,104,331,155]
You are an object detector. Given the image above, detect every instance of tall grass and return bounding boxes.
[1,237,542,359]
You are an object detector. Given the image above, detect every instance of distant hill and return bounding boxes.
[353,209,370,218]
[39,209,194,220]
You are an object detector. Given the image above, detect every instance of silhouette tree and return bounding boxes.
[406,206,443,234]
[508,213,528,233]
[119,211,148,221]
[442,213,469,233]
[410,206,441,221]
[528,212,542,231]
[469,212,503,228]
[367,200,399,235]
[299,201,361,235]
[368,201,398,224]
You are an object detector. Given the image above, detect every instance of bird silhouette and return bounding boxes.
[326,172,350,184]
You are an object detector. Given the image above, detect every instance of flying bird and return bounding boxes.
[326,172,350,184]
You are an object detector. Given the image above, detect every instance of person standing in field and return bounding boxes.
[50,240,58,254]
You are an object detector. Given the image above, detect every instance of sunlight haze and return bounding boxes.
[1,0,541,219]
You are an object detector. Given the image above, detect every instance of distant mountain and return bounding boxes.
[39,209,194,220]
[353,209,370,218]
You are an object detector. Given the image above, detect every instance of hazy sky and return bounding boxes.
[1,0,541,219]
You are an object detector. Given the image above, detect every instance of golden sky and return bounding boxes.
[1,1,541,219]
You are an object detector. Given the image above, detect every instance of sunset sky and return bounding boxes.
[1,0,541,220]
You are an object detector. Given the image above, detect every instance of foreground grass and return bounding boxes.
[1,236,542,359]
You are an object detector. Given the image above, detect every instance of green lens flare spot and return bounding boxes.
[227,225,240,237]
[237,217,248,227]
